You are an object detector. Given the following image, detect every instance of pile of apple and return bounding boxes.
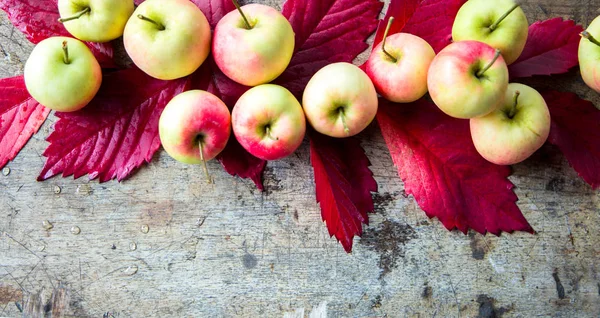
[22,0,600,182]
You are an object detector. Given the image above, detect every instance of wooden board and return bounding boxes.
[1,0,599,317]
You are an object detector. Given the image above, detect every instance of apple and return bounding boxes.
[24,36,102,112]
[159,90,231,182]
[579,16,600,93]
[452,0,528,65]
[123,0,211,80]
[302,62,378,138]
[213,2,295,86]
[470,83,550,165]
[365,17,435,103]
[58,0,134,42]
[232,84,305,160]
[427,41,509,119]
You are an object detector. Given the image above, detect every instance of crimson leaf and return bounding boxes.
[275,0,382,251]
[377,99,534,235]
[373,0,466,53]
[509,18,583,79]
[0,0,115,67]
[544,91,600,189]
[310,131,377,252]
[276,0,383,96]
[38,67,187,182]
[0,76,50,169]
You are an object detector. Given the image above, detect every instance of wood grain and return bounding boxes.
[1,0,599,317]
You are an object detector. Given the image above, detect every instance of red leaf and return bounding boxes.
[0,76,50,169]
[276,0,383,96]
[38,67,187,182]
[544,91,600,189]
[310,131,377,252]
[275,0,381,251]
[377,99,534,235]
[372,0,466,53]
[217,137,266,190]
[509,18,583,79]
[0,0,115,67]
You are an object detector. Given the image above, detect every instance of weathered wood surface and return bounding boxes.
[1,0,600,317]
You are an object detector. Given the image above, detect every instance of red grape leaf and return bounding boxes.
[377,99,534,235]
[509,18,583,79]
[372,0,466,53]
[38,67,188,182]
[309,130,377,252]
[275,0,382,251]
[0,76,50,169]
[0,0,115,67]
[275,0,383,96]
[544,91,600,189]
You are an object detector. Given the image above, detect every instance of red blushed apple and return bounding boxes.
[232,84,306,161]
[159,90,231,167]
[470,83,550,165]
[212,3,295,86]
[428,41,509,119]
[365,18,435,103]
[302,62,378,138]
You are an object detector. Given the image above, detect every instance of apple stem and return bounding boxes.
[508,90,520,118]
[382,17,397,63]
[62,41,70,65]
[339,108,350,135]
[199,141,213,184]
[265,126,279,141]
[58,7,90,23]
[477,49,502,78]
[581,31,600,47]
[137,14,165,31]
[232,0,253,30]
[489,3,520,31]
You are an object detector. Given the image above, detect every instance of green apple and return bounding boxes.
[427,41,509,119]
[58,0,134,42]
[123,0,211,80]
[579,15,600,93]
[302,62,378,138]
[452,0,528,65]
[232,84,305,160]
[470,83,551,165]
[24,36,102,112]
[213,2,295,86]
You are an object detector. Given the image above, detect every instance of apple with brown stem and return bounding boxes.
[212,0,295,86]
[365,17,435,103]
[427,41,509,119]
[232,84,306,161]
[159,90,232,183]
[302,62,378,138]
[470,83,550,165]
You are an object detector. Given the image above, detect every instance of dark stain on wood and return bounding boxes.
[469,232,491,260]
[546,177,565,192]
[371,192,396,214]
[243,253,258,269]
[421,283,432,299]
[476,294,512,318]
[553,269,566,299]
[360,220,416,278]
[0,283,22,303]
